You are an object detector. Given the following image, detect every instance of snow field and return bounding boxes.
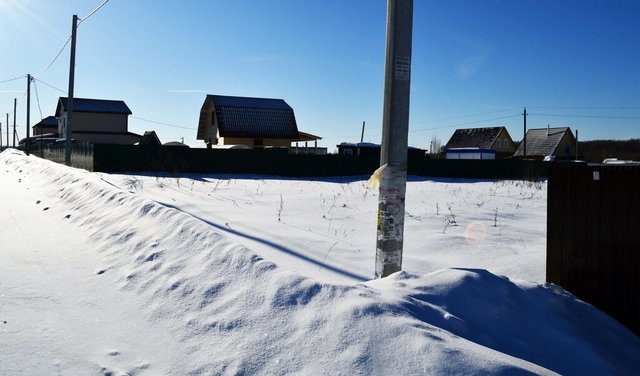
[1,149,639,375]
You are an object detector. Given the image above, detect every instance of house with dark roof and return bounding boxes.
[513,126,576,160]
[55,97,141,145]
[197,94,321,150]
[138,130,162,146]
[32,116,59,136]
[444,126,516,159]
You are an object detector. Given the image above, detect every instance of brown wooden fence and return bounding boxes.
[547,164,640,336]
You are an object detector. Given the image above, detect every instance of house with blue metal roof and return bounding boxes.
[55,97,141,145]
[197,94,320,150]
[32,116,59,136]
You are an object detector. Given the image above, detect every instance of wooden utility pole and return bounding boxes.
[375,0,413,278]
[575,129,579,160]
[12,98,16,147]
[26,74,31,155]
[65,14,78,166]
[523,107,527,157]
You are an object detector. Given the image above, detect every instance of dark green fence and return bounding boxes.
[92,145,382,177]
[34,143,553,179]
[92,144,551,179]
[20,142,94,171]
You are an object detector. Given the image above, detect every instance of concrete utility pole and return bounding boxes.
[1,120,3,148]
[65,14,78,166]
[26,74,31,155]
[6,113,9,147]
[375,0,413,278]
[12,98,16,147]
[523,107,527,157]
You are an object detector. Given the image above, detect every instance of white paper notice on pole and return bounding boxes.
[394,56,411,80]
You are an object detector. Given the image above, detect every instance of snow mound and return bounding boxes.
[2,150,639,375]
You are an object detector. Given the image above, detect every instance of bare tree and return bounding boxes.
[430,135,442,157]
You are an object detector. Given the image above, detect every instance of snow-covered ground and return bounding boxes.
[1,149,638,375]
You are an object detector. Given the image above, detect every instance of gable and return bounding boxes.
[139,131,162,146]
[492,128,517,151]
[198,95,299,140]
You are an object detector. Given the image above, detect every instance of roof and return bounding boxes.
[139,131,162,146]
[446,148,495,153]
[296,131,322,142]
[207,95,292,110]
[513,127,574,157]
[163,141,189,147]
[198,95,299,139]
[444,127,507,150]
[32,116,58,128]
[56,97,132,116]
[339,142,381,148]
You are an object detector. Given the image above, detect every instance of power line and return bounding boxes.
[33,78,67,95]
[34,35,72,79]
[410,107,521,125]
[78,0,110,26]
[131,115,196,130]
[528,105,640,110]
[410,113,521,133]
[33,0,110,80]
[529,113,640,120]
[0,75,26,85]
[33,80,44,120]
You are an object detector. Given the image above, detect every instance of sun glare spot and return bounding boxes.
[464,221,486,245]
[0,0,64,38]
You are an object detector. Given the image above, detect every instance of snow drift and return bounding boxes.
[1,149,638,375]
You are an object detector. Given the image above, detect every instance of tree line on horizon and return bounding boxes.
[578,139,640,163]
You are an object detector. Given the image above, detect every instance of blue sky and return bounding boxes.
[1,0,638,149]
